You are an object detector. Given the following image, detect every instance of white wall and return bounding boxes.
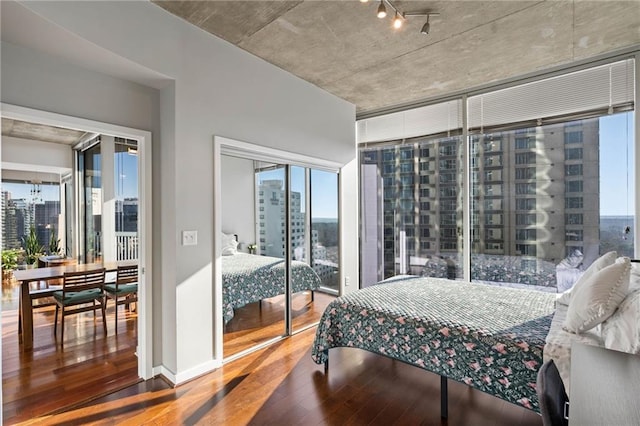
[1,1,356,379]
[221,155,256,249]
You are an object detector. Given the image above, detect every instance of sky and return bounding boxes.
[599,111,635,216]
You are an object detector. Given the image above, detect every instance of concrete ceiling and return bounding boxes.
[1,118,91,145]
[152,1,640,116]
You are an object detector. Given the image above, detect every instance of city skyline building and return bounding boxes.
[257,179,336,286]
[361,119,601,287]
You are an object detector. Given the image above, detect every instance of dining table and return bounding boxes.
[13,260,137,350]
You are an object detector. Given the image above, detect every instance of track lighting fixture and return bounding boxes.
[366,0,438,34]
[376,1,387,19]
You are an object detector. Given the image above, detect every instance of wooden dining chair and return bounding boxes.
[104,265,138,334]
[53,268,107,346]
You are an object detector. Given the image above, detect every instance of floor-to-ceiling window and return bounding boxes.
[359,57,636,291]
[469,113,634,292]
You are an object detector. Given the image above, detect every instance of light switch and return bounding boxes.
[182,230,198,246]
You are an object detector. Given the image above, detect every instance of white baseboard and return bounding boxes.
[152,359,222,386]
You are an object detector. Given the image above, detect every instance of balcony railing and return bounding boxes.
[116,232,138,261]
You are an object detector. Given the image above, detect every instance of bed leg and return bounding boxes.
[441,375,448,419]
[311,291,314,302]
[324,359,329,375]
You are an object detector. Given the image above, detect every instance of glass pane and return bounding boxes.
[114,139,139,261]
[83,144,101,263]
[470,112,635,292]
[310,169,339,291]
[1,181,61,261]
[360,136,464,287]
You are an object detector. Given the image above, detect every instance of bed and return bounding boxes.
[313,253,640,417]
[311,276,556,413]
[222,252,322,324]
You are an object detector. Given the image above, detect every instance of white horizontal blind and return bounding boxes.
[468,59,635,130]
[357,99,463,143]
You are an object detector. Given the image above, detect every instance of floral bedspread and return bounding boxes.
[311,276,556,412]
[222,253,321,323]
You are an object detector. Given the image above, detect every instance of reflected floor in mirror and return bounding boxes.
[224,291,335,357]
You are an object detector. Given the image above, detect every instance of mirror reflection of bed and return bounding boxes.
[220,154,338,357]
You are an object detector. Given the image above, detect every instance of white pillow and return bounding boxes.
[221,232,238,256]
[556,251,617,306]
[601,288,640,354]
[563,256,630,333]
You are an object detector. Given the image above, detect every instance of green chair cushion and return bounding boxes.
[104,283,138,295]
[53,288,103,305]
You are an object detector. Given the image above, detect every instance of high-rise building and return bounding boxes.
[1,192,32,250]
[361,119,600,286]
[35,200,61,250]
[257,179,310,258]
[116,198,139,232]
[257,179,335,283]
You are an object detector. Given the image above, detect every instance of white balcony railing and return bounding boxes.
[116,232,138,261]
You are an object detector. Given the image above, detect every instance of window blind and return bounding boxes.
[357,58,634,144]
[357,99,463,144]
[467,59,635,131]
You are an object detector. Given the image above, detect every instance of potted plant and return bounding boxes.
[49,226,62,256]
[23,225,44,266]
[2,249,19,280]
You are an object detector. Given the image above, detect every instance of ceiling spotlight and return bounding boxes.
[377,1,387,19]
[420,13,439,34]
[421,15,431,34]
[393,12,403,29]
[360,0,368,3]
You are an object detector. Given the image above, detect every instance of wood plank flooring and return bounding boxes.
[2,276,140,425]
[27,327,542,425]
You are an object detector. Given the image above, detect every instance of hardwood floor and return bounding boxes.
[27,327,542,425]
[4,279,541,425]
[2,277,140,425]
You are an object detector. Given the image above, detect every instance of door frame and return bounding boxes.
[1,102,153,379]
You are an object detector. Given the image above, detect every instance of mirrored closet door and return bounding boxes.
[219,152,340,357]
[221,156,286,356]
